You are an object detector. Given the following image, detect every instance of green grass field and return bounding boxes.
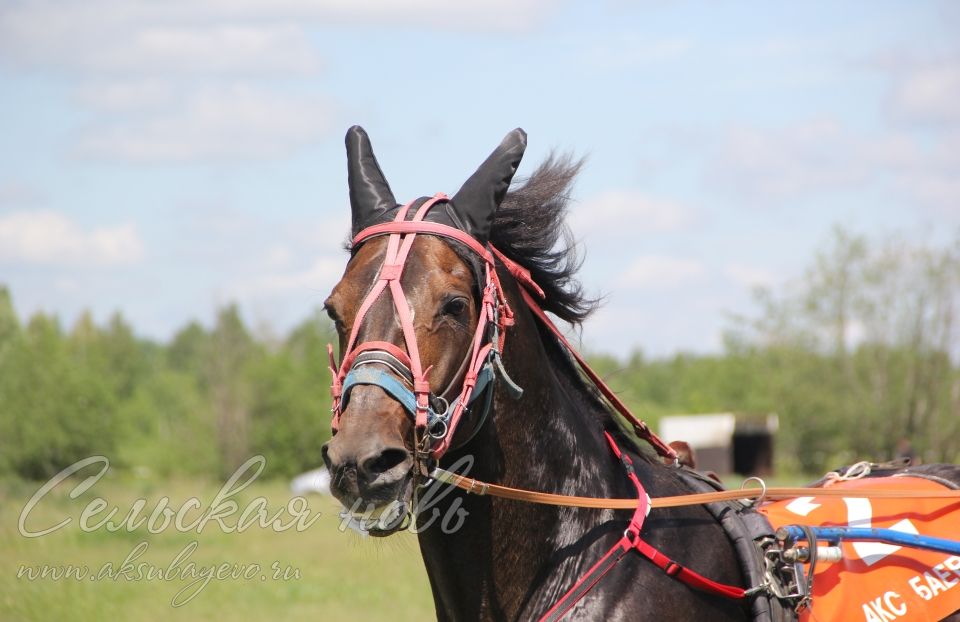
[0,473,435,621]
[1,467,813,621]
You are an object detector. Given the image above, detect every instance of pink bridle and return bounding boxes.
[328,193,522,458]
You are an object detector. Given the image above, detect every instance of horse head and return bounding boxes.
[321,126,526,535]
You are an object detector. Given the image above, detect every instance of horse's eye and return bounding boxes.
[442,297,468,318]
[324,303,344,330]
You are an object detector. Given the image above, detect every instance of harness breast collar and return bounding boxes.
[327,192,747,619]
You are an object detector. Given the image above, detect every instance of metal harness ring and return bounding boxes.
[428,417,449,440]
[740,476,768,508]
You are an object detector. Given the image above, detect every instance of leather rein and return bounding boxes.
[430,468,960,509]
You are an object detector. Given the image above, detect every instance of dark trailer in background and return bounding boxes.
[659,413,779,476]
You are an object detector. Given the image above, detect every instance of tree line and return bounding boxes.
[592,228,960,473]
[0,296,334,480]
[0,228,957,480]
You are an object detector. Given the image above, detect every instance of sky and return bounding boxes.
[0,1,958,357]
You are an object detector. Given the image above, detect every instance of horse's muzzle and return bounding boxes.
[321,415,415,533]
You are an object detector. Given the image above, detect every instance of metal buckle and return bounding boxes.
[759,538,812,610]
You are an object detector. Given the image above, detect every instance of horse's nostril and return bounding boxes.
[363,448,409,476]
[321,443,333,470]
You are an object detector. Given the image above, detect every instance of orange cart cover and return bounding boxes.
[760,476,960,622]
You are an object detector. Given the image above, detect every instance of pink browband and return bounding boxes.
[328,193,514,458]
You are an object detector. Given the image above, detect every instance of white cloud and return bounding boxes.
[0,7,322,76]
[569,191,695,237]
[723,262,777,289]
[705,118,960,215]
[76,80,176,113]
[174,206,349,300]
[0,210,144,266]
[706,119,870,201]
[897,169,960,210]
[263,245,295,270]
[871,128,960,215]
[888,60,960,126]
[580,36,692,70]
[123,24,321,75]
[0,181,44,206]
[0,0,557,165]
[236,256,344,297]
[619,255,704,288]
[0,0,552,76]
[77,84,332,161]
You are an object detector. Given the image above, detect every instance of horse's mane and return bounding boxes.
[493,158,660,462]
[491,155,599,325]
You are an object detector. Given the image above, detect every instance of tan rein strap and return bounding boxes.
[431,468,960,509]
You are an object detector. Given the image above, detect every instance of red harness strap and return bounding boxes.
[539,433,746,621]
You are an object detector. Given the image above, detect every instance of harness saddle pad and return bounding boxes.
[761,476,960,622]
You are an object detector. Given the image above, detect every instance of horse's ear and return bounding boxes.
[451,128,526,244]
[346,125,397,235]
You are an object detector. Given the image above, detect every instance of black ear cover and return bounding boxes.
[450,128,527,244]
[346,125,397,235]
[344,127,527,245]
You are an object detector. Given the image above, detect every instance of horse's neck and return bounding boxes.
[452,283,624,496]
[416,283,748,621]
[416,287,633,619]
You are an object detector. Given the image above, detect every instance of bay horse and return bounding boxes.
[320,126,960,621]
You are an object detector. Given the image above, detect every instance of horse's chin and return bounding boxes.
[365,519,407,538]
[339,476,414,538]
